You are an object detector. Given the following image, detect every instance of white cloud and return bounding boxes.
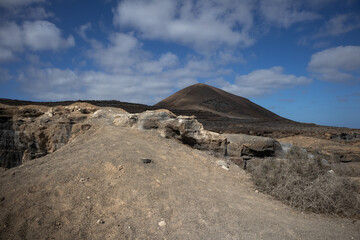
[89,33,145,73]
[77,22,91,40]
[315,13,360,37]
[88,32,233,78]
[0,47,17,62]
[0,22,23,51]
[17,67,197,103]
[0,0,44,9]
[114,0,255,50]
[221,66,312,97]
[308,46,360,82]
[0,20,74,61]
[23,20,75,50]
[114,0,324,51]
[18,33,240,103]
[260,0,321,28]
[139,52,179,74]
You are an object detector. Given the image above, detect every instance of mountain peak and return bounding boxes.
[154,84,282,120]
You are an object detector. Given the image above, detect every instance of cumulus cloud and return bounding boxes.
[23,20,75,50]
[0,20,74,61]
[18,33,238,103]
[114,0,255,50]
[89,33,147,73]
[114,0,323,51]
[315,13,360,37]
[17,30,312,103]
[221,66,312,97]
[260,0,321,28]
[308,46,360,82]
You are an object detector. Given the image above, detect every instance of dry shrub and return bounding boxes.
[331,163,360,177]
[248,147,360,218]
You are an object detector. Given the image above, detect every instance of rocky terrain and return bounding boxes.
[0,84,359,239]
[1,104,359,239]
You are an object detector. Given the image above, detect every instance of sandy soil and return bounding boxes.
[0,121,359,239]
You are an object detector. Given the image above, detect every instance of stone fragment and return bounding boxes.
[142,158,152,164]
[158,220,166,227]
[97,219,105,224]
[79,177,89,183]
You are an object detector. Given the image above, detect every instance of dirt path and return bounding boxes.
[1,123,359,240]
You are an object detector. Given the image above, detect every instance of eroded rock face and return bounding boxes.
[112,110,283,158]
[225,134,281,158]
[0,103,98,168]
[113,110,227,157]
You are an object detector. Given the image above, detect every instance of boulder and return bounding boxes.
[135,110,176,130]
[225,134,281,158]
[159,115,227,157]
[113,113,138,127]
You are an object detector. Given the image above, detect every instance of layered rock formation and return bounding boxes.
[110,109,280,159]
[1,104,282,169]
[0,103,98,168]
[113,110,228,157]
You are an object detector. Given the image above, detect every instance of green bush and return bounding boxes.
[247,147,360,218]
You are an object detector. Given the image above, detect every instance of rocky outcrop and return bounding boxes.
[112,110,280,158]
[114,110,227,157]
[0,103,98,168]
[225,134,281,158]
[1,104,282,169]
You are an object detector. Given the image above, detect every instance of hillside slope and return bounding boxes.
[154,83,283,120]
[0,115,359,239]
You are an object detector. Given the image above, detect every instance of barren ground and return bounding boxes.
[1,119,359,239]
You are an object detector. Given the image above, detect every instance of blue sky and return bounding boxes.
[0,0,360,128]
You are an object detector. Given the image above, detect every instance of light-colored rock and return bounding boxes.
[216,160,229,168]
[97,219,105,224]
[158,220,166,227]
[113,113,138,127]
[136,110,176,130]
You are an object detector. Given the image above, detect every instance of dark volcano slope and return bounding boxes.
[153,84,337,137]
[154,83,283,120]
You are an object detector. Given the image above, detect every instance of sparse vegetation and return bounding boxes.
[248,147,360,218]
